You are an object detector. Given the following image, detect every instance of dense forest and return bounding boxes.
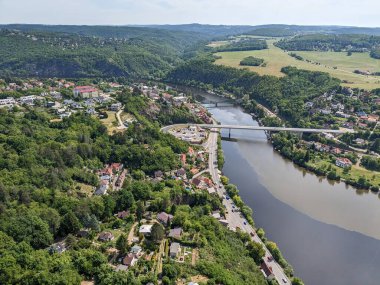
[0,28,207,78]
[166,60,340,126]
[214,38,268,52]
[371,48,380,59]
[275,34,380,53]
[240,56,265,66]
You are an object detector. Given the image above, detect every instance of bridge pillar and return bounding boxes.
[229,128,231,139]
[215,102,218,107]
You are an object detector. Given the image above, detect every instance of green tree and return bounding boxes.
[136,201,145,221]
[247,241,265,264]
[116,234,129,255]
[151,223,165,243]
[59,211,81,236]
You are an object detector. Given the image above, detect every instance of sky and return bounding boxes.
[0,0,379,27]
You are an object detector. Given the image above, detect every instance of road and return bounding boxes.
[163,123,351,134]
[163,123,291,284]
[205,126,291,285]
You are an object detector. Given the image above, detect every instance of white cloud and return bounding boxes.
[0,0,379,27]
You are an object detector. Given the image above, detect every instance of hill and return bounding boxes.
[275,34,380,52]
[0,26,208,78]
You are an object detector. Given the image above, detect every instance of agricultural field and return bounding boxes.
[214,39,380,90]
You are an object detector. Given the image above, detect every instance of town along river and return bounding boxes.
[195,92,380,285]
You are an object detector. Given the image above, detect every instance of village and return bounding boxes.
[12,78,231,284]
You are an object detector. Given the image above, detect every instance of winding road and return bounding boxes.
[163,123,291,284]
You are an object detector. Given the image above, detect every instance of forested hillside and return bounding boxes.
[0,86,271,284]
[166,60,340,125]
[0,27,206,78]
[275,34,380,52]
[214,38,268,52]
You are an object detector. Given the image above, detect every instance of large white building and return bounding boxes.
[73,86,99,98]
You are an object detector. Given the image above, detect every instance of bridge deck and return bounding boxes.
[200,124,347,134]
[167,124,350,134]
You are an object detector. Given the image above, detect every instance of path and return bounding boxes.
[116,107,126,130]
[127,222,137,245]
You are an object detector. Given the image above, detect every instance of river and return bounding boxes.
[192,90,380,285]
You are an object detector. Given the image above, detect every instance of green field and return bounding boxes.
[214,40,380,90]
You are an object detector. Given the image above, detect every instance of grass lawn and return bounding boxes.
[100,111,121,135]
[214,39,380,90]
[76,183,95,197]
[308,157,380,187]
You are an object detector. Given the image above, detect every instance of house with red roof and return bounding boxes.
[73,86,99,98]
[180,154,187,166]
[336,157,352,168]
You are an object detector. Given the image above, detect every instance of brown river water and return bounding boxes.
[193,89,380,285]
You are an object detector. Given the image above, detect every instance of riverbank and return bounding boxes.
[207,105,380,285]
[203,90,380,193]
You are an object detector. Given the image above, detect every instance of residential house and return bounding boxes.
[98,232,114,242]
[139,225,153,236]
[169,242,181,258]
[19,95,38,105]
[190,168,199,175]
[116,170,126,188]
[95,180,109,196]
[109,102,122,111]
[172,96,188,106]
[192,177,202,188]
[168,227,183,239]
[330,148,342,155]
[111,163,123,173]
[176,168,187,179]
[368,114,379,122]
[180,154,187,166]
[116,211,129,219]
[122,253,138,267]
[157,212,174,226]
[335,158,352,168]
[0,97,16,108]
[130,245,142,255]
[86,108,97,115]
[353,138,366,145]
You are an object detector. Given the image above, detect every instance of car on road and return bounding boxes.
[243,221,247,225]
[267,256,273,262]
[282,278,287,283]
[250,232,255,237]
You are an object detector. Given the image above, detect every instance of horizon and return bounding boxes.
[1,23,380,29]
[0,0,379,27]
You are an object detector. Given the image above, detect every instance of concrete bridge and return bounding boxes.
[161,124,351,138]
[202,100,235,108]
[196,124,349,134]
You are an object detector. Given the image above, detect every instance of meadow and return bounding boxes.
[214,39,380,90]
